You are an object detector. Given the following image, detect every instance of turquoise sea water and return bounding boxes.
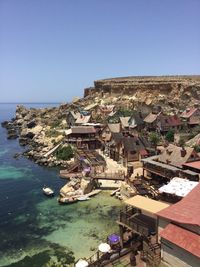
[0,104,122,267]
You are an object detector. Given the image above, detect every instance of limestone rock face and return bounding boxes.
[80,178,94,194]
[84,75,200,113]
[120,182,136,198]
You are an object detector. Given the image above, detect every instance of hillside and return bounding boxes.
[83,75,200,113]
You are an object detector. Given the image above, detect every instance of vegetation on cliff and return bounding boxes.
[55,146,74,161]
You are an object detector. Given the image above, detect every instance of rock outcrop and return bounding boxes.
[84,75,200,112]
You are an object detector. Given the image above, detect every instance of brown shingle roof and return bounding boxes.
[158,144,196,168]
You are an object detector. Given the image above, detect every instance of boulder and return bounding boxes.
[27,120,37,128]
[80,178,94,194]
[7,129,18,139]
[1,121,9,128]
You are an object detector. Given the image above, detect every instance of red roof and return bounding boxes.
[183,161,200,170]
[157,183,200,226]
[140,149,148,156]
[181,108,197,118]
[160,224,200,258]
[167,115,182,127]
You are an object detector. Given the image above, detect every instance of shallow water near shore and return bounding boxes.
[0,104,123,267]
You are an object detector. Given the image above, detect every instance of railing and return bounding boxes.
[67,137,97,142]
[118,208,156,237]
[91,172,125,180]
[74,247,133,267]
[143,163,178,179]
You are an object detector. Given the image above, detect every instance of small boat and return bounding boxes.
[77,196,90,201]
[58,196,78,204]
[42,186,54,197]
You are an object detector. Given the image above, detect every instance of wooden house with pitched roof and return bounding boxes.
[180,107,200,127]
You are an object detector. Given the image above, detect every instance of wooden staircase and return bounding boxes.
[141,238,161,267]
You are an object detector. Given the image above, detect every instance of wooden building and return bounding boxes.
[142,145,200,182]
[157,183,200,267]
[65,126,101,149]
[180,107,200,127]
[117,195,169,266]
[109,133,149,166]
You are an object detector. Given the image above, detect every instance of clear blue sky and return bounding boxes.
[0,0,200,103]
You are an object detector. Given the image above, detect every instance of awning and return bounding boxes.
[124,195,170,214]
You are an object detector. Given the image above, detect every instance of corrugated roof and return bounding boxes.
[160,223,200,258]
[157,183,200,226]
[125,195,169,214]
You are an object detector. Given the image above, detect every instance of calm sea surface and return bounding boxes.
[0,103,122,267]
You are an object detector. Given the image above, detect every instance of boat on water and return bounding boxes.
[42,186,54,197]
[77,195,90,201]
[58,196,78,204]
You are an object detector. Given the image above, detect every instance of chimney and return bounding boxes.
[180,147,186,157]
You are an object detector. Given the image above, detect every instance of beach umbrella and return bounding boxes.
[108,233,120,244]
[98,243,111,253]
[75,259,89,267]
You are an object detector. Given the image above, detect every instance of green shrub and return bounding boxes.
[149,132,160,147]
[165,129,174,142]
[45,129,61,138]
[50,120,62,129]
[178,137,185,147]
[55,146,74,161]
[194,145,200,153]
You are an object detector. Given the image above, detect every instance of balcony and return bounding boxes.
[143,161,179,179]
[118,208,156,237]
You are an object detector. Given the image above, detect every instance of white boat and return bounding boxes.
[43,186,54,197]
[77,196,90,201]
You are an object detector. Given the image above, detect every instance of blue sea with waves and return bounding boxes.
[0,103,122,267]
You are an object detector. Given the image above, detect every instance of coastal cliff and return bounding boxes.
[84,75,200,111]
[2,75,200,167]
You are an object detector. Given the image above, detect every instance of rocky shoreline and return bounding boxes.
[1,104,70,167]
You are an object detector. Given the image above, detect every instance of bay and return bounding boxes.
[0,103,122,267]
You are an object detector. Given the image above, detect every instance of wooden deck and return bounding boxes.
[91,172,125,181]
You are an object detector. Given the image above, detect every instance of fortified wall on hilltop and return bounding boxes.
[84,75,200,109]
